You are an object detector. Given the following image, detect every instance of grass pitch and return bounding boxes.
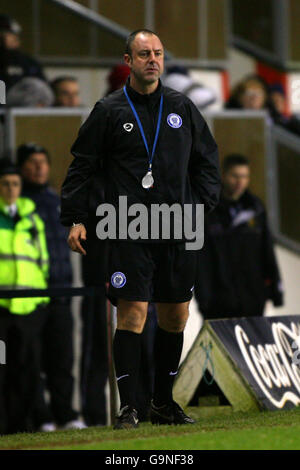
[1,407,300,450]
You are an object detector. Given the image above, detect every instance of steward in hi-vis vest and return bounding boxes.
[0,159,49,435]
[0,196,49,314]
[0,158,49,315]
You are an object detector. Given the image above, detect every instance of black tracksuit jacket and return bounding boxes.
[60,79,221,241]
[194,190,284,318]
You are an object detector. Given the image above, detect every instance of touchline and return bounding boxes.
[95,196,204,250]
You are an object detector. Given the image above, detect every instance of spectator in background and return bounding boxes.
[17,143,85,431]
[6,77,54,107]
[226,75,300,136]
[51,76,82,107]
[162,65,216,110]
[0,158,49,434]
[269,83,287,116]
[194,154,284,319]
[269,83,300,136]
[0,14,45,90]
[105,64,130,96]
[225,75,269,111]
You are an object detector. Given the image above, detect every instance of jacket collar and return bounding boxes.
[124,77,163,105]
[0,197,35,217]
[219,189,263,215]
[22,180,49,194]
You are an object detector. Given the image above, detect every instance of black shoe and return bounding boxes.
[150,400,196,425]
[113,406,139,430]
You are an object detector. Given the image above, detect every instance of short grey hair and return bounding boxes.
[125,29,159,57]
[7,77,54,107]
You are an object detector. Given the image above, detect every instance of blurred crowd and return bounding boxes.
[0,14,288,434]
[1,12,300,140]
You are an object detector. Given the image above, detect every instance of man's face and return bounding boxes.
[0,174,21,205]
[124,33,164,86]
[21,152,50,185]
[55,80,81,107]
[1,31,20,49]
[271,91,286,115]
[223,165,250,199]
[240,85,266,110]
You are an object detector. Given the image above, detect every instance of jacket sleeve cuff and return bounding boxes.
[60,215,88,228]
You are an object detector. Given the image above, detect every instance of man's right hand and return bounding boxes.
[68,224,87,255]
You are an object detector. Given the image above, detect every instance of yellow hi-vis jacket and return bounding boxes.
[0,196,49,314]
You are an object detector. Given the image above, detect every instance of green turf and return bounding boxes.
[1,407,300,450]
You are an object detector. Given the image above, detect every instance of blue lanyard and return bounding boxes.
[123,85,163,171]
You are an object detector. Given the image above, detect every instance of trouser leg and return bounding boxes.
[80,289,108,425]
[43,299,77,425]
[32,306,55,428]
[7,308,45,434]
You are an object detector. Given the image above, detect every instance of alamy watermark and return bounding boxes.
[0,340,6,365]
[95,196,204,250]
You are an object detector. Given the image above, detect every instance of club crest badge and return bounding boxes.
[167,113,182,128]
[111,272,127,288]
[123,122,134,132]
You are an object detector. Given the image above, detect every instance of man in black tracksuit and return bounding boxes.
[194,154,284,319]
[61,29,221,428]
